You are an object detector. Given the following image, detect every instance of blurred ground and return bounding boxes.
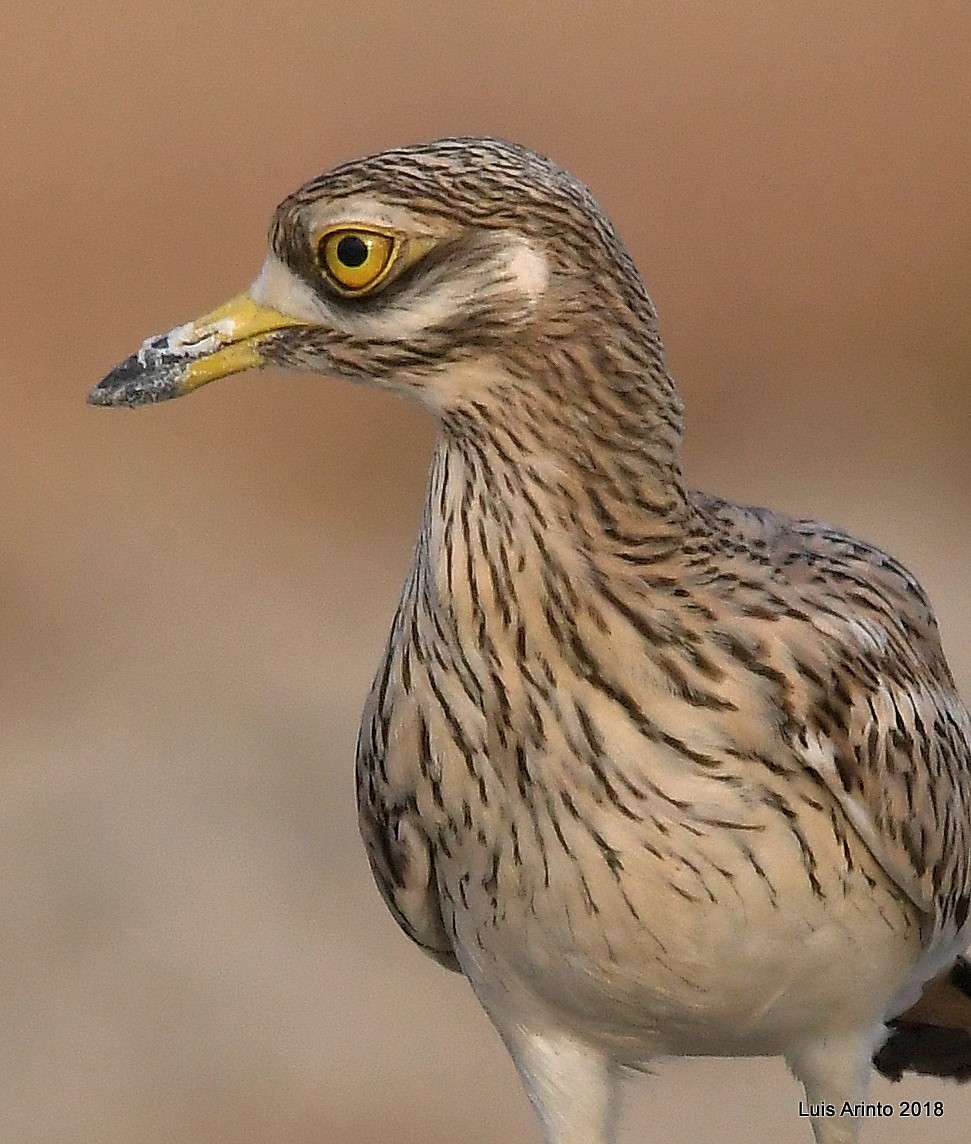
[1,2,969,1142]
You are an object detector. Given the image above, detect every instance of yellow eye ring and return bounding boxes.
[318,227,398,294]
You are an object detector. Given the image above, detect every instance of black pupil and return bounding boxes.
[336,234,370,268]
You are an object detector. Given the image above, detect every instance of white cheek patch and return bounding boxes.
[358,284,467,339]
[247,253,330,324]
[358,233,549,341]
[244,234,550,343]
[246,248,465,341]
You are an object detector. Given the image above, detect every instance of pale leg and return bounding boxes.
[787,1031,881,1144]
[501,1026,624,1144]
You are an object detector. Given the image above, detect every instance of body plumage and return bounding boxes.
[91,137,971,1144]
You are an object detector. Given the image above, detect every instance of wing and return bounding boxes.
[794,664,971,925]
[695,492,971,936]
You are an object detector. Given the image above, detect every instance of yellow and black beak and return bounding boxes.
[88,294,305,407]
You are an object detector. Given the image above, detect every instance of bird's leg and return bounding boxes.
[500,1026,624,1144]
[787,1032,880,1144]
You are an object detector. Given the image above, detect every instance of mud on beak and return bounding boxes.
[88,294,305,407]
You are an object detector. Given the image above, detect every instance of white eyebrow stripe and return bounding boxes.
[303,195,437,235]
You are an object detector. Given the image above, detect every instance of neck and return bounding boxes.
[433,349,691,562]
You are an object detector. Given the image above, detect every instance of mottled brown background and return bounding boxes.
[2,3,969,1142]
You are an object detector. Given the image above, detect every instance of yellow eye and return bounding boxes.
[319,228,398,293]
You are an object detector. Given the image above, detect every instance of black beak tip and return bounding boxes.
[87,353,186,408]
[87,380,121,406]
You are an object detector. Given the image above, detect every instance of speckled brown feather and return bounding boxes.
[91,137,971,1144]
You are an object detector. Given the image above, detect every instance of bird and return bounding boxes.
[89,137,971,1144]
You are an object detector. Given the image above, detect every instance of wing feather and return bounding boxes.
[694,492,971,937]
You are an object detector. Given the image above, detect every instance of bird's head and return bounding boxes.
[89,138,671,422]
